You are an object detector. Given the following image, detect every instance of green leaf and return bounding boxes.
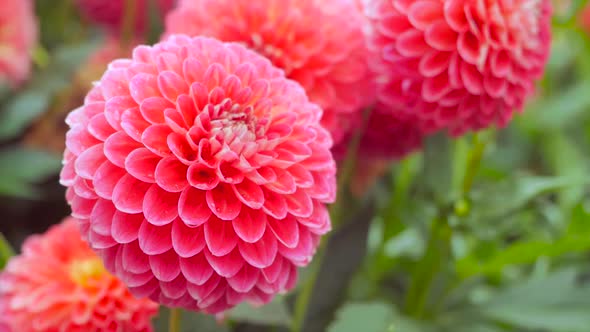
[468,175,588,223]
[0,147,61,198]
[421,134,453,204]
[0,41,98,140]
[327,302,395,332]
[456,234,590,279]
[478,269,590,331]
[226,297,291,326]
[0,233,15,270]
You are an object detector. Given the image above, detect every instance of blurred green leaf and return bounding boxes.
[226,297,291,326]
[477,269,590,331]
[526,81,590,131]
[0,41,98,140]
[469,175,588,222]
[327,302,394,332]
[422,134,453,203]
[0,233,15,270]
[0,147,61,198]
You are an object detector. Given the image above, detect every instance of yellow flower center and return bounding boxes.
[69,258,107,287]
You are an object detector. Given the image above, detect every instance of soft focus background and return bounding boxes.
[2,0,590,331]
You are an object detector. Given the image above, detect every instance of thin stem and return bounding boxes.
[121,0,138,47]
[168,308,181,332]
[405,132,491,318]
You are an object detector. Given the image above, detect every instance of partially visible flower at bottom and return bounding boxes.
[0,218,158,332]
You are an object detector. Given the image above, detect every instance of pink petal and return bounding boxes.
[121,107,150,141]
[88,113,115,141]
[129,73,161,104]
[156,157,188,192]
[149,250,181,282]
[140,97,172,124]
[268,215,300,249]
[262,188,288,219]
[180,253,215,285]
[93,161,125,200]
[171,219,206,258]
[187,163,220,190]
[143,184,180,226]
[285,189,313,218]
[104,132,141,168]
[125,148,160,183]
[111,211,143,244]
[141,124,173,157]
[204,217,238,257]
[90,199,116,236]
[160,275,188,299]
[75,144,106,180]
[178,187,212,227]
[238,229,278,269]
[262,255,284,283]
[204,248,244,278]
[158,70,189,102]
[112,174,150,214]
[138,221,173,255]
[232,179,264,209]
[206,183,242,220]
[232,209,267,243]
[278,227,313,266]
[122,241,151,274]
[227,264,259,293]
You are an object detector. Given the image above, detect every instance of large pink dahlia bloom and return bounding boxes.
[364,0,552,136]
[165,0,374,144]
[60,35,336,313]
[0,218,158,332]
[76,0,175,35]
[0,0,37,87]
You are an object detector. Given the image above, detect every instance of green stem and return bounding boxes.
[121,0,138,47]
[405,132,490,318]
[168,308,181,332]
[405,213,451,318]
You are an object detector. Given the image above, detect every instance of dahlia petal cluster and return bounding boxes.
[76,0,175,35]
[0,218,158,332]
[165,0,374,144]
[0,0,37,87]
[60,35,336,313]
[364,0,552,136]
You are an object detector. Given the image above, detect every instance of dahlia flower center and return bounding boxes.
[69,258,107,287]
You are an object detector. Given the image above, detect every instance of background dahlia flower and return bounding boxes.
[165,0,374,144]
[0,218,158,332]
[364,0,552,136]
[0,0,37,87]
[60,35,336,313]
[75,0,175,36]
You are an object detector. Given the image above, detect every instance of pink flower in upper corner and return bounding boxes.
[0,218,158,332]
[60,35,336,314]
[0,0,37,87]
[75,0,175,35]
[165,0,375,145]
[363,0,552,136]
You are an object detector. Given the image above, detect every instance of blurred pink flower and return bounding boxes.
[76,0,175,36]
[363,0,552,136]
[0,218,158,332]
[165,0,375,144]
[0,0,37,87]
[60,35,336,313]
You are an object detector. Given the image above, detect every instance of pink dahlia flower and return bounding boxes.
[333,110,423,162]
[164,0,374,144]
[0,218,158,332]
[76,0,175,35]
[364,0,552,136]
[60,35,336,313]
[0,0,37,87]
